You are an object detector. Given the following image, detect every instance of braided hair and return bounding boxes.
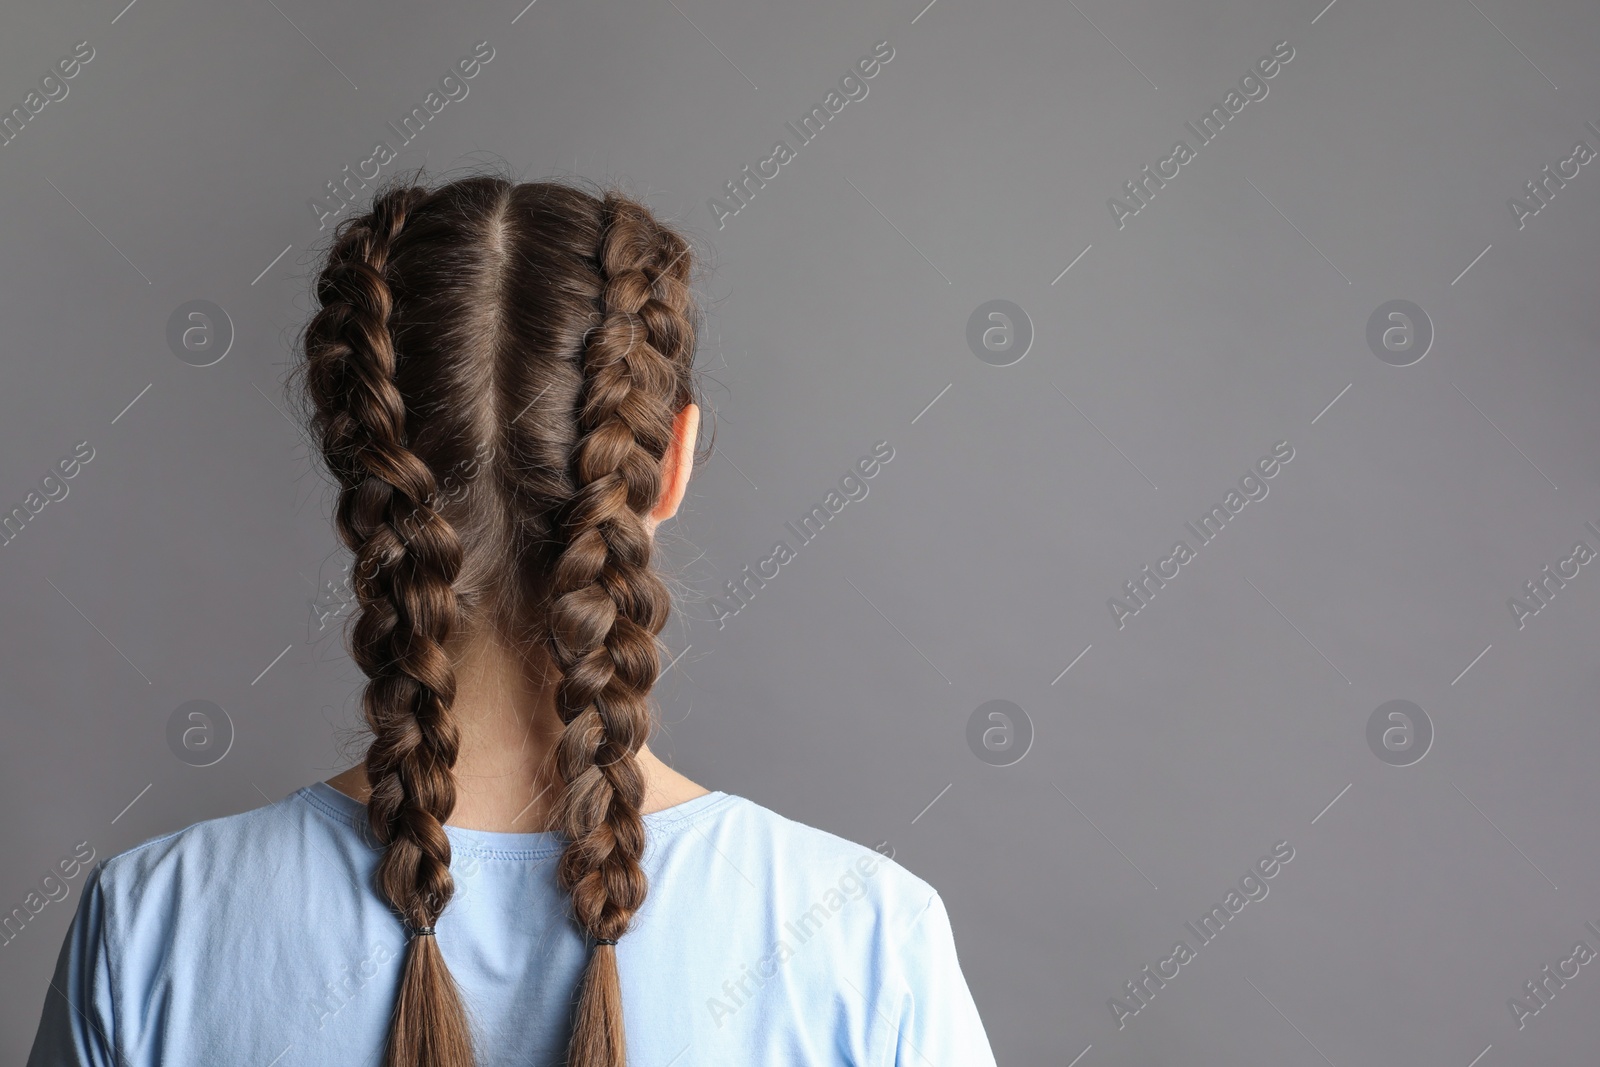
[296,172,704,1067]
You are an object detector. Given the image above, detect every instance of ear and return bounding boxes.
[648,403,699,529]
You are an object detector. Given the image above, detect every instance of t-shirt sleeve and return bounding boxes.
[26,861,120,1067]
[885,892,998,1067]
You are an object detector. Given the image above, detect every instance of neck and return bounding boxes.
[326,622,708,832]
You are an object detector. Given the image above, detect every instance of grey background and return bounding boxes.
[1,0,1598,1063]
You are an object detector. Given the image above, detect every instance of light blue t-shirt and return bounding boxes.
[27,782,996,1066]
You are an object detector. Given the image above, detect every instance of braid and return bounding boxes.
[546,192,698,1067]
[301,184,478,1067]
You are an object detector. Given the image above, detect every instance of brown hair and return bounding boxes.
[294,169,708,1066]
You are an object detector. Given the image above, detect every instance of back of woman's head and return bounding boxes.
[293,170,706,1067]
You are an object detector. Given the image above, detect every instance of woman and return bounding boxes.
[28,172,997,1066]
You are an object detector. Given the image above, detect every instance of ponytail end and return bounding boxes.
[383,934,477,1067]
[567,944,627,1066]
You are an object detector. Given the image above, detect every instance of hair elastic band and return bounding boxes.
[409,926,436,938]
[594,937,618,946]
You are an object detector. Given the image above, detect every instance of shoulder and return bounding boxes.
[28,787,382,1066]
[648,794,974,1064]
[90,784,359,928]
[677,792,939,933]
